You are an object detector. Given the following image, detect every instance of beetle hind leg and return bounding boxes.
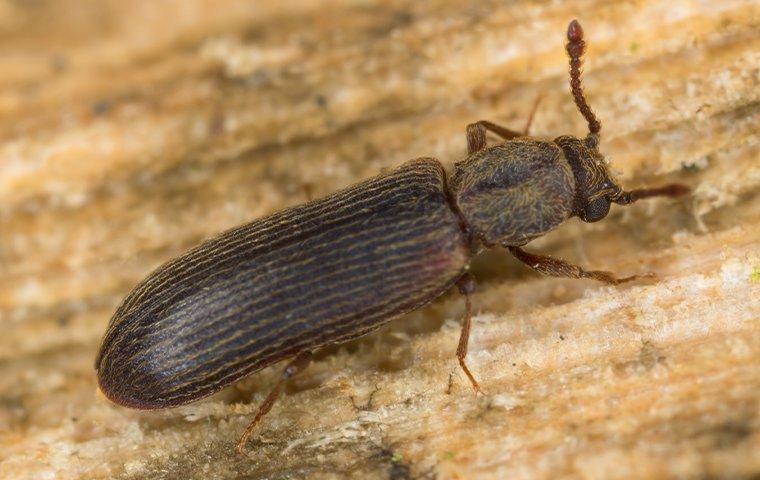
[236,350,313,456]
[455,272,483,394]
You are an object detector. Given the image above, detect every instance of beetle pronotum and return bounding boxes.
[96,20,689,454]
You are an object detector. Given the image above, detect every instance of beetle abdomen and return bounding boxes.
[96,158,470,409]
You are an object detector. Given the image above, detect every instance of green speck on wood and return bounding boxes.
[750,265,760,283]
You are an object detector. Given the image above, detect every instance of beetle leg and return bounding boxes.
[236,350,313,456]
[466,121,523,154]
[508,246,654,285]
[522,94,544,135]
[455,272,483,394]
[465,122,488,154]
[466,95,543,154]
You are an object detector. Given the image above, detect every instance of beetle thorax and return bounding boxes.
[449,138,576,247]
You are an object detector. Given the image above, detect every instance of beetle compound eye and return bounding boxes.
[581,196,610,222]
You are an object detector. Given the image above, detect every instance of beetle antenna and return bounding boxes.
[566,19,601,136]
[612,184,691,205]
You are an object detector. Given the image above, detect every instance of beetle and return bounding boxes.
[95,19,689,454]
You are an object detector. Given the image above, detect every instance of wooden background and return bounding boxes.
[0,1,758,479]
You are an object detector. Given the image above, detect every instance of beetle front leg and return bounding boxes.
[236,350,313,456]
[465,96,543,154]
[466,121,523,154]
[507,246,654,285]
[455,272,482,394]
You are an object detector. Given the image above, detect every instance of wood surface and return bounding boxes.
[0,1,758,479]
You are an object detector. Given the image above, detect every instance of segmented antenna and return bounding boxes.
[566,20,601,135]
[613,184,691,205]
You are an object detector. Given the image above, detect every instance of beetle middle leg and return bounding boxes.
[236,350,313,455]
[455,272,482,394]
[507,246,653,285]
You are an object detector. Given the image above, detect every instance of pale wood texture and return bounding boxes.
[0,1,758,479]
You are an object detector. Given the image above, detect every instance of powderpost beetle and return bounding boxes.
[96,20,689,454]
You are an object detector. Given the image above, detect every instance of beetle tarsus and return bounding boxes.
[236,351,313,456]
[580,270,656,285]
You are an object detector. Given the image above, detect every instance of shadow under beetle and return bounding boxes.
[95,20,690,455]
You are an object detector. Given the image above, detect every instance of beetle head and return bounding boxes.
[555,132,691,223]
[559,20,689,223]
[554,134,620,223]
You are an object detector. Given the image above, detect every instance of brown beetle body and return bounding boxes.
[96,158,471,408]
[95,20,689,454]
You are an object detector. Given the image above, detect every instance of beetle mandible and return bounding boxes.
[95,20,689,454]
